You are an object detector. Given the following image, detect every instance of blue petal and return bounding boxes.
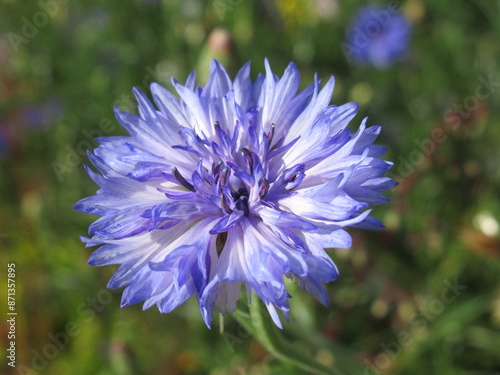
[89,208,150,239]
[256,204,317,232]
[209,211,244,234]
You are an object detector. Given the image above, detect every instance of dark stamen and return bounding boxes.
[230,186,248,207]
[212,161,223,177]
[214,121,221,130]
[220,193,232,214]
[259,177,269,198]
[287,173,299,183]
[235,196,250,217]
[242,148,253,172]
[238,186,249,197]
[172,167,195,192]
[266,123,276,143]
[219,167,230,186]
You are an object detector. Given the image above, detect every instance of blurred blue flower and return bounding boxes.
[344,5,411,68]
[0,123,10,157]
[75,60,396,327]
[21,97,63,130]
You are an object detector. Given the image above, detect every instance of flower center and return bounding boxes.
[170,121,277,221]
[231,186,250,216]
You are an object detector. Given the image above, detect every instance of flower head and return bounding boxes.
[75,60,396,327]
[345,5,411,68]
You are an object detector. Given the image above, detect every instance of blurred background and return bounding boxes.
[1,0,499,374]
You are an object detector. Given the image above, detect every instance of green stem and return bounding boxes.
[234,294,348,375]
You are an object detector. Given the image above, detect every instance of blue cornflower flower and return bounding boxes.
[344,5,411,68]
[75,60,396,328]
